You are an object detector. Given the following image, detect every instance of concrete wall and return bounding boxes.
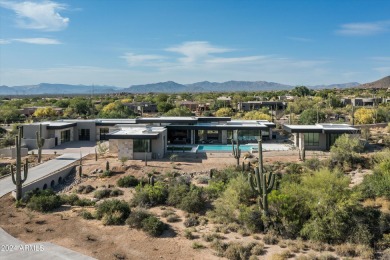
[151,130,167,159]
[22,124,50,139]
[109,139,119,153]
[12,165,76,199]
[134,152,152,160]
[23,138,55,149]
[0,147,28,159]
[73,121,96,141]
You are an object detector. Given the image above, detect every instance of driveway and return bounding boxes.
[0,153,79,197]
[31,141,98,155]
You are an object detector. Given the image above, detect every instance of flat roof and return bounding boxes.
[283,123,360,134]
[105,126,165,139]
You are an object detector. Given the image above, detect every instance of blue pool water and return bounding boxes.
[197,144,256,152]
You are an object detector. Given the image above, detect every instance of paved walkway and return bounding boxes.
[0,153,96,259]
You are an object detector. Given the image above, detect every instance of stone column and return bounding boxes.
[221,130,227,144]
[269,128,273,140]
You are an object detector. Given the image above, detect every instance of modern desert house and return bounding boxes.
[283,123,360,151]
[21,117,276,159]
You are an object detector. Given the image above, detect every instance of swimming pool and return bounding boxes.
[197,144,256,152]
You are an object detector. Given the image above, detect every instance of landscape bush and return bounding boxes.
[167,183,190,206]
[141,215,167,237]
[95,199,130,225]
[27,190,63,212]
[359,155,390,199]
[330,134,363,168]
[131,182,168,207]
[184,214,200,227]
[178,186,206,213]
[125,207,151,229]
[224,242,252,260]
[94,189,112,199]
[117,175,139,188]
[76,185,95,194]
[79,210,94,220]
[209,174,254,224]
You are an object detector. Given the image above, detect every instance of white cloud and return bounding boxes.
[13,37,61,44]
[0,0,69,31]
[166,41,232,63]
[121,53,165,67]
[0,39,11,44]
[206,56,267,64]
[336,20,390,36]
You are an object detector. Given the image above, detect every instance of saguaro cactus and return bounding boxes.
[36,124,45,163]
[232,130,241,166]
[11,127,28,200]
[248,138,275,216]
[106,161,110,171]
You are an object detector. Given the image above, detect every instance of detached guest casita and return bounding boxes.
[21,117,276,159]
[283,123,360,151]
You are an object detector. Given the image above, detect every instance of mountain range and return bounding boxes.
[0,76,388,95]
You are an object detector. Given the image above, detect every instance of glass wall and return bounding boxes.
[133,139,151,152]
[304,133,319,146]
[61,130,71,143]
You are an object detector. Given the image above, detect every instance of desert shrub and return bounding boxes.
[238,206,264,233]
[125,207,151,229]
[334,243,357,257]
[359,156,390,199]
[84,185,95,194]
[167,183,190,206]
[303,157,321,171]
[210,239,227,256]
[95,199,130,225]
[166,214,180,223]
[285,163,303,175]
[209,175,254,223]
[117,175,139,188]
[26,190,62,212]
[76,185,86,193]
[161,209,175,218]
[131,182,168,207]
[330,134,363,167]
[94,189,112,199]
[74,198,95,207]
[205,179,226,200]
[197,176,209,184]
[192,242,205,249]
[224,242,252,260]
[141,216,167,237]
[110,188,124,197]
[179,186,206,213]
[60,194,80,205]
[382,248,390,260]
[251,242,265,255]
[184,214,200,227]
[100,170,113,178]
[263,233,279,245]
[184,229,195,240]
[356,244,374,259]
[80,210,94,220]
[203,233,223,242]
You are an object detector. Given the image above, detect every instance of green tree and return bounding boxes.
[330,134,363,167]
[157,102,175,113]
[69,98,92,116]
[99,101,135,118]
[298,109,325,124]
[215,107,234,117]
[164,107,192,116]
[33,107,57,118]
[291,86,312,97]
[354,108,375,124]
[242,111,271,121]
[0,105,20,123]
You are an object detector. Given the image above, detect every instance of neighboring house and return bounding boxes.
[340,97,383,107]
[237,101,287,112]
[283,123,360,151]
[179,101,199,112]
[18,107,63,117]
[216,96,232,106]
[123,102,158,114]
[278,95,295,101]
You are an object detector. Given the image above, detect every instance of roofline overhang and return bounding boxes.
[47,123,77,130]
[166,125,270,131]
[104,134,160,139]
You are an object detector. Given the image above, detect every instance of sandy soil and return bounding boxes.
[0,152,378,259]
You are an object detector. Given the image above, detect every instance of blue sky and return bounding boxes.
[1,0,390,87]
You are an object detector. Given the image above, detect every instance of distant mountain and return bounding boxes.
[123,80,293,93]
[0,83,118,95]
[358,76,390,89]
[122,81,188,93]
[310,82,360,89]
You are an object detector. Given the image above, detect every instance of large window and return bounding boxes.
[100,128,109,135]
[79,129,90,141]
[61,130,70,143]
[304,133,320,146]
[329,134,341,147]
[133,139,151,152]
